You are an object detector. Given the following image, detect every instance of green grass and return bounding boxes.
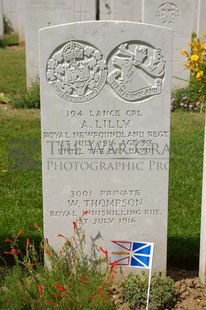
[0,109,204,267]
[0,47,26,97]
[4,33,19,46]
[168,111,205,267]
[0,110,42,259]
[0,46,40,108]
[0,46,205,268]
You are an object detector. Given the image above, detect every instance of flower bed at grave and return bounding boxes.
[171,33,206,112]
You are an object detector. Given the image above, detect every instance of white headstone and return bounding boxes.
[17,0,25,44]
[0,0,3,40]
[197,0,206,41]
[199,117,206,285]
[100,0,142,21]
[24,0,96,87]
[193,0,200,35]
[39,21,172,272]
[143,0,194,89]
[74,0,96,22]
[3,0,18,32]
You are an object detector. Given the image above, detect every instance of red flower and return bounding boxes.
[40,246,51,256]
[34,223,41,231]
[11,248,20,255]
[80,275,88,285]
[98,287,103,296]
[109,273,115,282]
[26,238,30,245]
[57,233,66,238]
[72,221,77,230]
[4,237,13,244]
[45,238,49,245]
[99,247,108,261]
[16,229,23,239]
[80,210,89,218]
[37,284,44,296]
[4,251,12,255]
[5,248,20,256]
[53,292,61,297]
[54,283,67,292]
[48,300,58,307]
[110,260,117,273]
[109,260,118,282]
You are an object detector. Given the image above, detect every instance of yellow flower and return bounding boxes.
[196,71,204,80]
[180,49,189,57]
[203,32,206,39]
[191,54,199,61]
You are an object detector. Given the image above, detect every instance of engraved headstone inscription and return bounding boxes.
[24,0,96,87]
[143,0,194,89]
[39,21,172,272]
[100,0,142,22]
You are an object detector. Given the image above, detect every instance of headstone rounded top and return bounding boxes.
[156,2,180,26]
[40,19,172,273]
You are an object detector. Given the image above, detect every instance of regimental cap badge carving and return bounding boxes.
[156,2,180,26]
[46,41,107,103]
[107,42,166,102]
[46,40,166,103]
[62,42,84,62]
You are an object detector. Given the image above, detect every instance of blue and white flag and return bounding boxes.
[109,240,154,310]
[109,240,154,269]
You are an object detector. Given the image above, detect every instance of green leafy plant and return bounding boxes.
[0,39,6,48]
[171,86,201,112]
[121,272,177,310]
[149,273,177,310]
[172,33,206,112]
[4,32,19,46]
[0,92,11,104]
[13,79,40,109]
[3,16,13,34]
[0,214,115,310]
[121,272,148,308]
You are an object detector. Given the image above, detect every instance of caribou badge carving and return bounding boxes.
[107,42,166,102]
[46,41,107,103]
[46,41,166,103]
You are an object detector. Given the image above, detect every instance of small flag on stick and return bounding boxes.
[109,240,154,310]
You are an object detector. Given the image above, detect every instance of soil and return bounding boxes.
[167,269,206,310]
[0,102,15,110]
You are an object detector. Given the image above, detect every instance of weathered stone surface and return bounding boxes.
[39,21,172,272]
[2,0,19,32]
[17,0,25,44]
[143,0,194,89]
[24,0,96,86]
[197,0,206,41]
[100,0,142,22]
